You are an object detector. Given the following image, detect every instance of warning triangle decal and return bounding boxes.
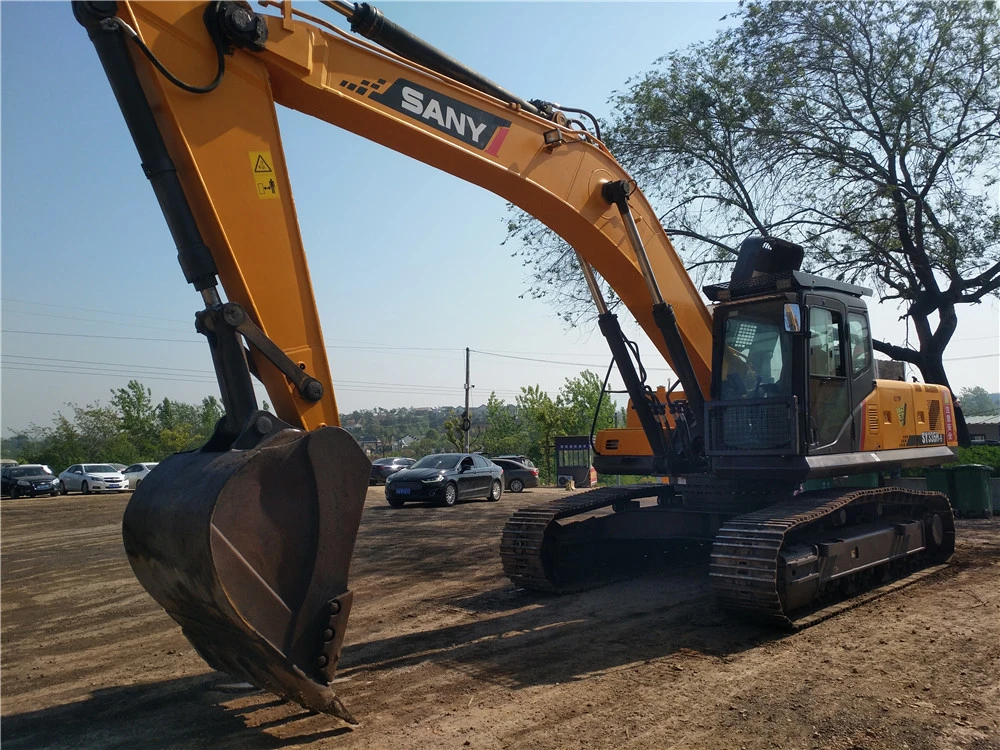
[254,155,273,173]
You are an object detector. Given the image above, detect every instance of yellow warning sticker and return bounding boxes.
[248,150,279,200]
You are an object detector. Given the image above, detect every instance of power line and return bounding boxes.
[943,353,999,361]
[1,297,193,324]
[0,360,523,397]
[0,328,462,354]
[469,347,674,374]
[3,301,616,358]
[2,363,218,385]
[2,354,213,374]
[3,329,200,343]
[1,328,628,366]
[2,308,194,334]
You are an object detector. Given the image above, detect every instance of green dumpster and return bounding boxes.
[950,464,994,519]
[924,467,954,498]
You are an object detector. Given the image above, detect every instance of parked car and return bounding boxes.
[490,458,540,493]
[122,462,159,490]
[370,456,416,485]
[495,455,536,469]
[384,452,503,507]
[58,464,128,494]
[1,465,61,498]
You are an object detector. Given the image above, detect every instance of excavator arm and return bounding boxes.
[74,0,714,721]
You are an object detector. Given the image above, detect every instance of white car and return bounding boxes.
[122,462,159,490]
[58,464,128,494]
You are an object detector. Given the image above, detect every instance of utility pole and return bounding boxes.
[462,347,473,452]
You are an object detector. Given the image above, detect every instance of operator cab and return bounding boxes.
[704,237,875,482]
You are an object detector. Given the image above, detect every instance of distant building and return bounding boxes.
[966,415,1000,444]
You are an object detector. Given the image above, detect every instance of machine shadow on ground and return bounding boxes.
[338,577,784,687]
[0,675,353,750]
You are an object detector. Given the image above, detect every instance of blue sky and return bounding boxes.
[2,1,998,434]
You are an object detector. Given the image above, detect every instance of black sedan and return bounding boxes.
[370,456,416,485]
[385,453,503,507]
[491,458,540,493]
[1,465,61,498]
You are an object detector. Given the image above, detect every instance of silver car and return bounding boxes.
[122,462,159,490]
[58,464,128,494]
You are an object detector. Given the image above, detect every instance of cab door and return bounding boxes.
[845,309,876,451]
[806,298,852,452]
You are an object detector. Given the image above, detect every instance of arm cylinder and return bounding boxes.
[73,2,219,291]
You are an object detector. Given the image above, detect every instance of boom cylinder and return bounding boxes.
[73,2,219,291]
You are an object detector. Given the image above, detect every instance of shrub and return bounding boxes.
[951,445,1000,476]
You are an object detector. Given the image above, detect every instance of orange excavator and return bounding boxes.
[74,0,959,723]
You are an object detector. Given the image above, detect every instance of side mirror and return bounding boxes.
[783,303,802,333]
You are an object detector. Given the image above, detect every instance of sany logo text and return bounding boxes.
[400,86,489,144]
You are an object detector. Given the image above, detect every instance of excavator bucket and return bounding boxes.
[122,426,369,723]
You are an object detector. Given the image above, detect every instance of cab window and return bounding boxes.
[847,313,870,376]
[808,307,845,378]
[719,302,792,400]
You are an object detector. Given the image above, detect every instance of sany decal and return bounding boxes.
[368,79,511,155]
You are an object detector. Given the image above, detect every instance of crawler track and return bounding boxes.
[499,484,667,592]
[709,486,955,628]
[501,484,955,629]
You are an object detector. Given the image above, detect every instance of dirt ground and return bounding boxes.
[2,486,998,750]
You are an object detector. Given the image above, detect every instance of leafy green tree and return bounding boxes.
[516,385,565,483]
[442,408,482,452]
[958,386,999,417]
[480,392,523,456]
[509,0,1000,445]
[199,396,224,439]
[1,383,231,470]
[72,402,134,463]
[557,370,616,437]
[4,415,86,471]
[112,380,158,459]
